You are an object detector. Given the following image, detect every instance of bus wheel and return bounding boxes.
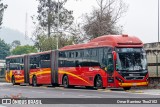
[94,75,103,89]
[32,76,37,87]
[63,75,69,88]
[86,86,94,89]
[123,87,131,90]
[12,76,16,85]
[51,83,59,87]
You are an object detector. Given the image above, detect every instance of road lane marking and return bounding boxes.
[98,89,111,92]
[55,87,65,89]
[126,90,144,93]
[102,90,111,92]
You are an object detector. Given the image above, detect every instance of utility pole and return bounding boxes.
[57,0,59,49]
[25,12,28,40]
[48,0,51,38]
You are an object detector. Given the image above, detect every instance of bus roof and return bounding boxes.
[60,35,143,51]
[28,50,52,56]
[6,50,53,59]
[6,54,25,59]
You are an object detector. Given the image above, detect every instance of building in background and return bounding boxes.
[0,60,5,77]
[144,42,160,77]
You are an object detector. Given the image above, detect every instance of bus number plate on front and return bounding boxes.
[132,83,137,86]
[129,74,140,76]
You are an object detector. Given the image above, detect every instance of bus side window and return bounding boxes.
[40,54,51,68]
[82,49,90,67]
[90,48,99,66]
[59,51,65,67]
[30,55,40,69]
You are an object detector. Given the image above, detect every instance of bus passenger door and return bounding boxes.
[5,61,11,82]
[106,53,115,87]
[24,55,30,83]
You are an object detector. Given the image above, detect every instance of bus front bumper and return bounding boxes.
[118,82,148,87]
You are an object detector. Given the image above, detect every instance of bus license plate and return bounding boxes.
[132,83,137,86]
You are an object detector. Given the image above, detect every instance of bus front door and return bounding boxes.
[106,53,115,87]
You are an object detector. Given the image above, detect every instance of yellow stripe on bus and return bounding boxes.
[119,82,148,87]
[59,70,92,86]
[29,70,51,78]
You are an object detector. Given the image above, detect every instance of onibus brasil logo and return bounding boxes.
[2,93,42,104]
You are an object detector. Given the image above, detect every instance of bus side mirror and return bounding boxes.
[75,60,79,67]
[112,51,117,61]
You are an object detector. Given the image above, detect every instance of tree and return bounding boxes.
[83,0,128,39]
[32,0,74,50]
[11,40,21,49]
[0,0,7,28]
[33,0,74,37]
[0,38,10,59]
[11,45,37,55]
[34,34,56,51]
[34,33,73,51]
[68,22,87,44]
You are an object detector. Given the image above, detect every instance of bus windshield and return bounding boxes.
[116,48,147,71]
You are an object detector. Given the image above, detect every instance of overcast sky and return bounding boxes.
[1,0,159,43]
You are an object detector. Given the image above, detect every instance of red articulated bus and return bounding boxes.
[5,51,59,86]
[5,35,148,90]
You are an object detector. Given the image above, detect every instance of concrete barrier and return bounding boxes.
[0,77,5,82]
[149,77,160,88]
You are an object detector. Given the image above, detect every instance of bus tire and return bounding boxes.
[94,75,103,89]
[63,75,69,88]
[51,83,59,87]
[32,76,38,87]
[123,87,131,90]
[12,76,16,85]
[86,86,94,89]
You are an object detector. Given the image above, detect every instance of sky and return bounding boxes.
[1,0,159,43]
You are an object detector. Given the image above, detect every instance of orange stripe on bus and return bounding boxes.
[59,70,92,86]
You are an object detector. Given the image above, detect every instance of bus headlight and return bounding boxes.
[146,77,149,81]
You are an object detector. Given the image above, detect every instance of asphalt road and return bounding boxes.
[0,83,160,107]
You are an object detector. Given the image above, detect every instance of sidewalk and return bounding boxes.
[0,77,5,82]
[0,82,11,86]
[125,89,160,95]
[142,89,160,95]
